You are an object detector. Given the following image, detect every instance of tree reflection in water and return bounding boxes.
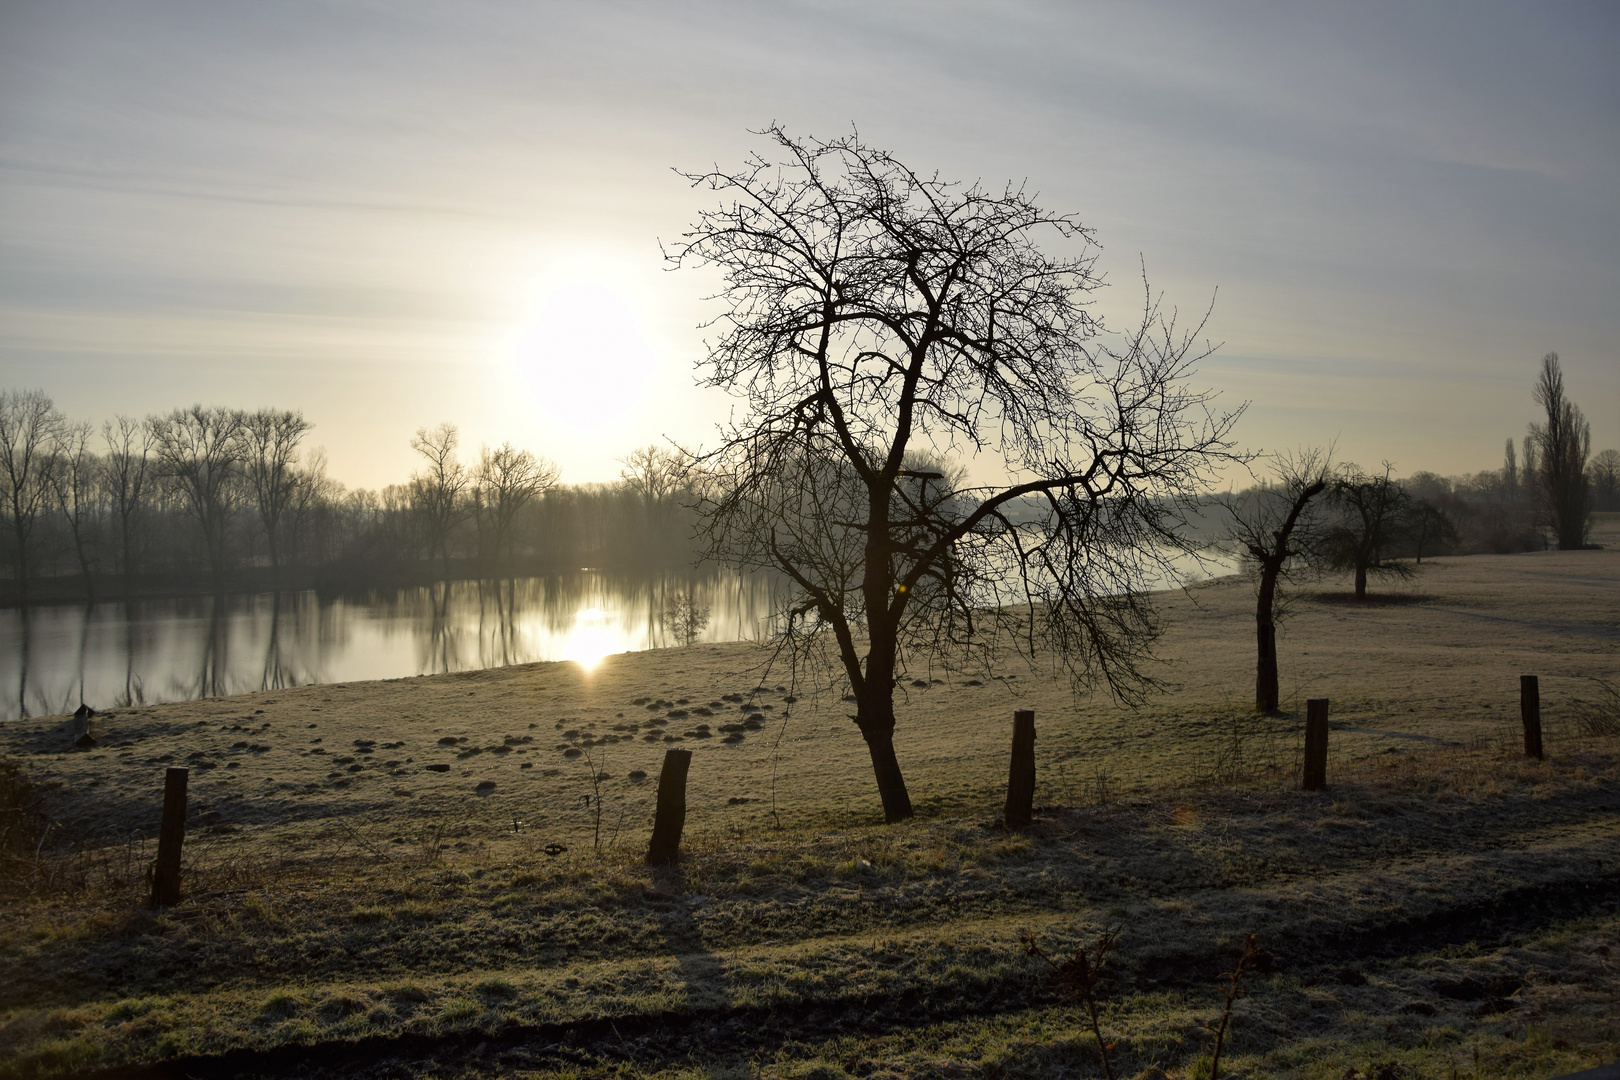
[0,571,784,720]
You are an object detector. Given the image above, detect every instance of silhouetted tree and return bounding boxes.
[101,415,154,591]
[1405,498,1458,562]
[662,590,710,646]
[670,127,1242,822]
[241,408,312,581]
[1325,462,1413,599]
[0,390,65,600]
[619,444,688,563]
[620,445,685,511]
[150,405,246,591]
[1528,352,1591,549]
[1223,449,1330,713]
[474,443,558,570]
[409,422,470,579]
[1590,448,1620,513]
[283,449,339,569]
[47,420,101,596]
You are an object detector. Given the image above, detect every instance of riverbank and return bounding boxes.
[2,549,1617,1078]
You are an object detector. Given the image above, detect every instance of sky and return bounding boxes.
[1,0,1616,490]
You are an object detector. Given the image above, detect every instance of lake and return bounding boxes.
[0,572,787,722]
[0,550,1235,722]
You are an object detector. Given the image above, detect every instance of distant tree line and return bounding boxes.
[0,350,1610,607]
[0,389,699,604]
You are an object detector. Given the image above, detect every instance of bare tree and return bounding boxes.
[102,415,155,592]
[620,445,685,509]
[409,423,470,579]
[619,444,688,564]
[1590,448,1620,513]
[474,443,558,570]
[1529,352,1592,549]
[1406,498,1458,563]
[284,449,340,569]
[150,406,246,591]
[662,590,711,646]
[0,390,65,601]
[48,420,102,596]
[241,408,312,581]
[1324,462,1413,599]
[1222,449,1330,713]
[669,127,1242,822]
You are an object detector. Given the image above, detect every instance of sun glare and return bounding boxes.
[562,606,616,671]
[505,273,660,433]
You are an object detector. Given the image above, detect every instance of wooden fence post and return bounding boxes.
[646,748,692,866]
[71,703,97,749]
[1004,709,1036,827]
[149,767,189,907]
[1302,698,1330,792]
[1520,675,1543,760]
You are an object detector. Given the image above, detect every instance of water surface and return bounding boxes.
[2,549,1234,722]
[0,572,785,721]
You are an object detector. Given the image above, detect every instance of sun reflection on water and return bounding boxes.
[563,606,616,671]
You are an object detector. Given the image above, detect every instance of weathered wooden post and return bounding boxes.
[1302,698,1330,792]
[1004,709,1036,827]
[149,767,189,907]
[1520,675,1543,760]
[71,703,97,749]
[646,748,692,866]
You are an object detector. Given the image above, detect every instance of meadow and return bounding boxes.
[1,531,1617,1079]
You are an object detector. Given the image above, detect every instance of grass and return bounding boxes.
[1,553,1616,1077]
[0,730,1616,1078]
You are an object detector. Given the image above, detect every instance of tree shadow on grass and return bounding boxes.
[1310,592,1434,606]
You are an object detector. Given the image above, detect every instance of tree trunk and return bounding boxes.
[1255,559,1281,713]
[12,541,27,605]
[266,529,281,588]
[1353,563,1367,599]
[859,723,914,823]
[1256,621,1278,712]
[121,520,135,597]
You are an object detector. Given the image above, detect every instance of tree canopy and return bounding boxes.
[670,127,1243,821]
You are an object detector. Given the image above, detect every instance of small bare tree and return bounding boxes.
[669,127,1243,821]
[662,590,710,646]
[0,390,64,601]
[1324,462,1412,600]
[1222,449,1330,713]
[1405,498,1457,563]
[1529,352,1591,549]
[241,408,312,582]
[409,423,470,580]
[102,415,154,592]
[474,443,558,571]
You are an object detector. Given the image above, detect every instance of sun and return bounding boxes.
[561,606,616,672]
[503,270,661,434]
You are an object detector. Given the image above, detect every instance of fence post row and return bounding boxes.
[150,767,189,908]
[1004,709,1036,827]
[1302,698,1330,792]
[1520,675,1543,760]
[646,748,692,866]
